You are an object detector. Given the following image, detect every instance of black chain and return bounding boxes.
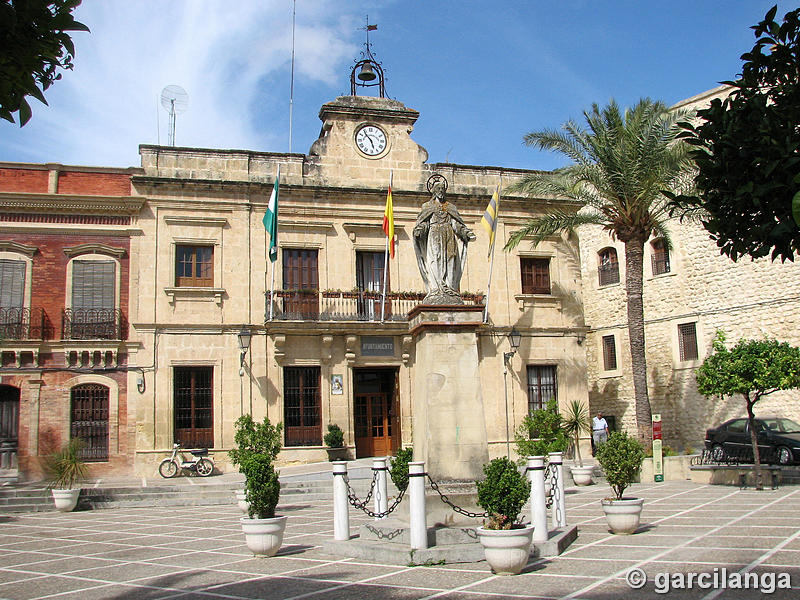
[426,475,489,519]
[343,471,406,518]
[547,462,564,524]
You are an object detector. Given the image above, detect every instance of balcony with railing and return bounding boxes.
[62,308,127,340]
[265,290,484,323]
[0,307,49,341]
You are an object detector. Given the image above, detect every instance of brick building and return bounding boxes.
[0,163,143,480]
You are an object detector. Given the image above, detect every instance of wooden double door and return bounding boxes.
[354,369,399,458]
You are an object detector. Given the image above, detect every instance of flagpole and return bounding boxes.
[483,182,501,324]
[269,164,281,321]
[381,170,392,323]
[288,0,296,153]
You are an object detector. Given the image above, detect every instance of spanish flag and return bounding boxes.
[383,177,395,258]
[481,185,500,258]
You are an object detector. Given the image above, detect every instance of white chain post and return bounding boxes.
[373,457,389,520]
[549,451,567,529]
[408,461,428,550]
[528,455,548,543]
[332,461,350,541]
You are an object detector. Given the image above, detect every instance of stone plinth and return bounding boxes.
[409,305,489,481]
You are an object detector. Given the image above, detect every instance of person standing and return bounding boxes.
[592,411,609,455]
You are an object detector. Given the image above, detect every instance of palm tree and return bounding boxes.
[504,99,693,443]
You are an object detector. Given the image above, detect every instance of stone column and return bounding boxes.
[408,461,428,550]
[528,455,548,543]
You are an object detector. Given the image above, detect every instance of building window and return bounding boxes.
[602,335,617,371]
[70,384,109,461]
[176,245,213,287]
[527,365,557,413]
[356,251,389,319]
[284,367,321,446]
[282,249,319,319]
[598,248,620,286]
[651,239,671,276]
[68,259,118,339]
[678,322,699,361]
[0,259,26,338]
[521,257,551,294]
[173,367,214,448]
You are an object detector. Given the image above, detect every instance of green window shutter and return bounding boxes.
[0,259,26,310]
[72,261,115,310]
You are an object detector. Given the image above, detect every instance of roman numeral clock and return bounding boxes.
[354,124,388,158]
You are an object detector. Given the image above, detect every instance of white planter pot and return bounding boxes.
[601,497,644,534]
[570,466,594,486]
[51,488,80,512]
[476,525,534,575]
[241,515,287,556]
[235,490,249,514]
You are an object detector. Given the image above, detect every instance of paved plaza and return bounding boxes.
[0,479,798,600]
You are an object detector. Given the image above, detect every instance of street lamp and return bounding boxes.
[237,327,252,376]
[503,327,522,458]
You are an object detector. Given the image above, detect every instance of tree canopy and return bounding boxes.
[0,0,89,126]
[671,6,800,262]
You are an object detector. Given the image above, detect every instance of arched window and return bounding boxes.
[71,384,109,461]
[598,248,620,286]
[66,254,119,339]
[651,239,671,276]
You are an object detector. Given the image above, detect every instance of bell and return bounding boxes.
[357,62,377,82]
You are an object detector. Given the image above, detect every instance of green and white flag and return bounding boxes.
[263,165,280,262]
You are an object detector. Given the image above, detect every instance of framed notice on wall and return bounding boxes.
[331,374,343,395]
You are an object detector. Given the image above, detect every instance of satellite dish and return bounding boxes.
[160,85,189,146]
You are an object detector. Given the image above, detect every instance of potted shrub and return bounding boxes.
[44,438,88,512]
[475,457,533,575]
[323,423,348,461]
[513,398,569,462]
[561,400,594,485]
[229,414,285,556]
[596,431,646,534]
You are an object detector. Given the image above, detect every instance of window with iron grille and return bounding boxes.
[527,365,557,413]
[678,322,699,361]
[284,367,321,446]
[602,335,617,371]
[175,245,213,287]
[598,248,620,286]
[70,384,109,461]
[173,367,214,448]
[651,239,671,276]
[520,257,551,294]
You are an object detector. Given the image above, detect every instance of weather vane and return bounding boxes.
[351,15,385,97]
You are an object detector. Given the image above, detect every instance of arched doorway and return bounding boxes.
[0,385,20,472]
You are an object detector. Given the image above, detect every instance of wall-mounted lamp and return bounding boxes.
[504,327,522,364]
[237,327,252,376]
[577,333,586,346]
[136,374,146,394]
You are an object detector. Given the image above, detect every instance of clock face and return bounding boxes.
[355,125,387,156]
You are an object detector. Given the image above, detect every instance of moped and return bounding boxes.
[158,442,214,477]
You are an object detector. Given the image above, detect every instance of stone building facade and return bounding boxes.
[128,93,590,475]
[580,86,800,450]
[0,162,142,479]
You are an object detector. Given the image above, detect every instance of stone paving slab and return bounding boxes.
[0,481,798,599]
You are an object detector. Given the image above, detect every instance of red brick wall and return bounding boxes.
[0,168,48,193]
[58,171,132,196]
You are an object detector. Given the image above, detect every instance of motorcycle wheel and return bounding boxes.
[196,458,214,477]
[159,459,179,478]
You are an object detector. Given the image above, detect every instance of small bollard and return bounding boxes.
[373,457,389,520]
[527,455,548,544]
[408,461,428,550]
[549,452,567,529]
[332,461,350,541]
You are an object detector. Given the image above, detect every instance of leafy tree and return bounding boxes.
[595,431,645,501]
[0,0,90,126]
[505,99,693,443]
[229,414,283,519]
[696,331,800,489]
[670,6,800,262]
[513,398,569,461]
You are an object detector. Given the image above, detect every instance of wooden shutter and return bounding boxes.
[0,259,25,310]
[72,261,115,310]
[521,258,550,294]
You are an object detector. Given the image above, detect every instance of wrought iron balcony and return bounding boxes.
[0,307,48,341]
[265,290,484,322]
[62,308,127,340]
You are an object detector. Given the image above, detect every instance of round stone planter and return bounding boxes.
[601,497,644,534]
[476,525,534,575]
[51,488,80,512]
[570,466,595,486]
[235,490,249,514]
[240,515,287,556]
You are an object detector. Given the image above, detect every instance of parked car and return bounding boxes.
[705,417,800,465]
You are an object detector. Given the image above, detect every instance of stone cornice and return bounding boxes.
[0,241,37,256]
[63,243,127,258]
[0,192,144,215]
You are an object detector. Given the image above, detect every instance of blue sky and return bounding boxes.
[1,1,797,172]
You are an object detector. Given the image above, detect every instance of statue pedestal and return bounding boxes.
[409,305,489,482]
